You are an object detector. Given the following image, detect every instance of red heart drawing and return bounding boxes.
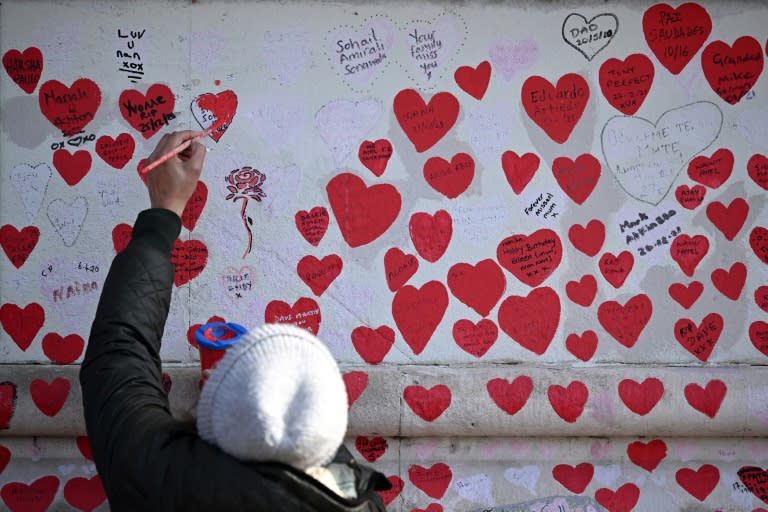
[755,286,768,313]
[498,287,560,355]
[453,319,498,358]
[119,83,175,139]
[0,303,44,352]
[711,262,746,300]
[423,153,474,199]
[3,47,43,94]
[497,229,562,287]
[192,90,238,142]
[675,184,706,210]
[552,462,594,493]
[170,239,208,287]
[378,476,404,506]
[297,254,343,296]
[676,464,720,501]
[702,36,764,105]
[342,371,368,409]
[447,259,506,317]
[64,474,106,512]
[599,53,654,115]
[409,210,453,263]
[409,463,452,499]
[627,439,667,472]
[358,139,393,177]
[187,315,226,349]
[486,376,533,416]
[687,148,734,188]
[75,436,93,461]
[548,381,588,423]
[326,172,401,248]
[751,227,768,264]
[111,223,132,253]
[597,294,653,348]
[0,444,9,473]
[403,384,451,422]
[565,330,598,362]
[642,2,711,75]
[384,247,419,292]
[454,60,492,100]
[0,383,17,429]
[41,333,84,364]
[551,154,601,204]
[595,483,640,512]
[668,281,704,309]
[265,298,321,335]
[670,234,709,276]
[393,89,460,153]
[181,181,208,232]
[355,436,388,463]
[618,377,663,416]
[501,151,540,194]
[675,312,724,361]
[599,251,634,288]
[748,154,768,191]
[295,206,330,247]
[706,197,748,241]
[413,504,442,512]
[685,379,726,418]
[1,475,59,512]
[750,321,768,357]
[566,275,597,307]
[38,78,101,136]
[0,224,40,269]
[52,148,92,186]
[738,466,768,505]
[392,281,448,355]
[568,219,605,257]
[351,325,395,365]
[95,133,135,170]
[521,73,589,144]
[29,377,70,417]
[136,158,149,185]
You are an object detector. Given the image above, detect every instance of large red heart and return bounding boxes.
[676,464,720,501]
[711,262,746,300]
[670,234,709,276]
[447,259,506,317]
[423,153,474,199]
[410,210,452,263]
[748,154,768,191]
[566,275,597,307]
[548,381,588,423]
[568,220,605,257]
[119,83,175,139]
[675,184,706,210]
[2,47,43,94]
[297,254,343,296]
[192,90,238,142]
[403,384,451,422]
[642,2,711,75]
[702,36,764,105]
[521,73,589,144]
[454,60,492,100]
[684,379,726,418]
[170,239,208,287]
[41,333,84,364]
[738,466,768,505]
[674,313,723,362]
[186,315,226,349]
[0,224,40,269]
[295,206,330,247]
[29,377,70,417]
[706,198,748,241]
[498,287,560,355]
[111,223,132,253]
[75,436,93,461]
[0,383,17,429]
[486,376,533,416]
[358,139,393,177]
[343,371,368,409]
[565,330,598,362]
[393,89,460,153]
[408,463,453,500]
[0,303,44,352]
[378,476,404,506]
[597,294,653,348]
[552,463,594,493]
[751,227,768,264]
[0,444,9,473]
[687,148,733,188]
[453,319,498,358]
[501,151,540,194]
[264,298,321,335]
[38,78,101,136]
[497,229,562,287]
[326,173,401,248]
[52,149,92,187]
[627,439,667,472]
[64,474,107,512]
[668,281,703,309]
[618,377,663,416]
[392,281,448,355]
[599,53,654,115]
[351,325,394,365]
[181,181,207,232]
[599,251,634,288]
[95,133,135,170]
[384,247,419,292]
[355,436,388,463]
[750,321,768,357]
[551,154,601,204]
[1,475,60,512]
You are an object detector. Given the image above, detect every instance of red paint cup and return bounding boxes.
[195,322,246,386]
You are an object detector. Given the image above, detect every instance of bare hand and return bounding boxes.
[145,131,206,218]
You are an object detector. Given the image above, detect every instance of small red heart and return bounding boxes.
[358,139,393,177]
[565,330,598,362]
[2,46,44,94]
[597,294,653,348]
[75,436,93,461]
[447,259,506,317]
[393,89,460,153]
[551,154,601,205]
[39,78,101,136]
[342,371,368,409]
[409,210,453,263]
[598,53,654,115]
[454,60,492,100]
[119,83,175,139]
[193,89,238,142]
[383,248,419,292]
[0,383,18,429]
[29,377,70,417]
[0,224,40,269]
[355,436,388,463]
[674,313,724,362]
[552,462,594,493]
[687,148,734,188]
[750,321,768,357]
[565,275,597,307]
[170,239,208,287]
[95,133,135,170]
[668,281,704,309]
[675,184,706,210]
[738,466,768,506]
[53,149,92,187]
[755,286,768,313]
[618,377,663,416]
[351,325,395,365]
[676,464,720,501]
[568,219,605,257]
[497,229,562,287]
[498,287,561,355]
[627,439,667,472]
[706,198,749,241]
[642,2,711,75]
[599,251,634,288]
[403,384,451,422]
[1,475,60,512]
[295,206,330,247]
[264,298,321,335]
[111,223,132,253]
[378,476,404,506]
[486,376,533,416]
[297,254,343,296]
[595,483,640,512]
[392,281,448,355]
[747,154,768,191]
[0,302,45,352]
[750,227,768,264]
[521,73,589,144]
[423,153,474,199]
[0,444,10,473]
[548,381,588,423]
[670,234,709,276]
[710,262,746,300]
[702,36,764,105]
[684,379,726,418]
[41,333,84,364]
[408,463,453,500]
[181,181,208,232]
[453,319,498,358]
[64,474,107,512]
[501,151,540,194]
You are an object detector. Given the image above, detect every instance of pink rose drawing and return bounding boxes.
[225,166,267,258]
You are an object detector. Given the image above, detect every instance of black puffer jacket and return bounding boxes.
[80,208,390,511]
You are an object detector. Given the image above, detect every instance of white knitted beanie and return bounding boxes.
[196,323,349,470]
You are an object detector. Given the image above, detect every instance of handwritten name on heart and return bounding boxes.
[497,286,560,355]
[394,89,459,153]
[701,36,764,105]
[453,319,498,358]
[597,294,653,348]
[327,17,395,91]
[522,73,589,144]
[551,154,601,204]
[355,436,388,463]
[423,152,474,199]
[38,78,101,136]
[642,2,712,75]
[674,312,723,361]
[265,297,321,335]
[0,224,40,269]
[409,463,453,500]
[1,475,59,512]
[297,254,343,296]
[95,133,135,169]
[170,238,208,287]
[359,139,393,177]
[599,53,654,115]
[748,154,768,190]
[737,466,768,505]
[497,229,562,287]
[401,13,465,86]
[562,13,618,61]
[392,281,448,355]
[675,184,706,209]
[687,148,733,188]
[2,46,43,93]
[670,234,710,276]
[384,247,418,292]
[599,251,634,288]
[751,227,768,264]
[295,206,330,247]
[219,266,255,306]
[191,90,238,141]
[0,302,45,352]
[119,83,175,139]
[602,101,723,205]
[409,210,452,263]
